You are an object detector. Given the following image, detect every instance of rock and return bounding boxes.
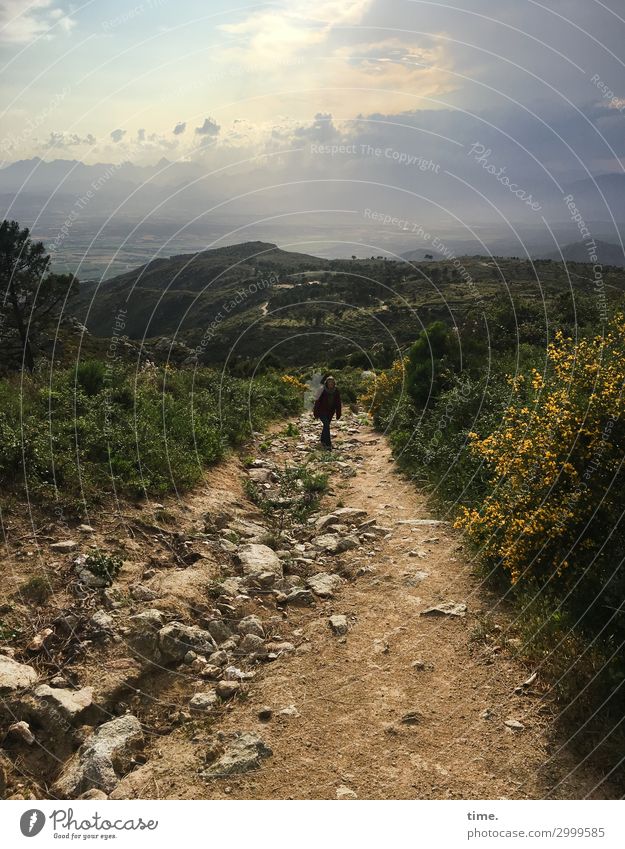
[237,615,264,638]
[336,784,358,799]
[31,685,94,723]
[52,715,144,797]
[0,759,6,795]
[0,655,38,695]
[78,525,95,534]
[130,584,158,602]
[306,573,343,598]
[5,720,35,745]
[397,519,447,526]
[206,619,233,645]
[481,708,494,720]
[220,539,237,554]
[257,706,272,721]
[504,719,525,731]
[401,711,423,725]
[51,540,79,552]
[208,650,229,667]
[216,680,241,700]
[202,732,272,778]
[239,634,266,655]
[285,588,314,606]
[189,691,218,713]
[408,550,428,559]
[126,609,165,661]
[333,507,367,523]
[278,704,299,717]
[265,641,295,656]
[91,610,114,631]
[158,622,216,663]
[78,789,108,800]
[247,468,272,484]
[237,544,282,578]
[329,615,349,636]
[27,628,53,651]
[421,602,467,618]
[313,534,358,555]
[223,666,254,681]
[199,665,222,680]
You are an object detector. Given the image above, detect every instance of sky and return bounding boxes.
[0,0,623,170]
[1,0,624,263]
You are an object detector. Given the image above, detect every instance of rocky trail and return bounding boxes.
[0,412,612,800]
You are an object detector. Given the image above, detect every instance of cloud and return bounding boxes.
[195,117,220,136]
[0,0,76,44]
[110,128,126,143]
[137,128,145,142]
[173,121,186,135]
[43,131,96,148]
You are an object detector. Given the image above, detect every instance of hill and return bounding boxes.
[540,238,625,267]
[72,242,625,367]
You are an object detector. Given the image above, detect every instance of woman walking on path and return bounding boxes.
[313,375,342,450]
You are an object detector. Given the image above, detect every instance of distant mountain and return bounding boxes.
[561,173,625,223]
[540,239,625,267]
[73,241,328,341]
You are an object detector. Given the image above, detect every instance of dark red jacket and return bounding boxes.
[314,388,342,420]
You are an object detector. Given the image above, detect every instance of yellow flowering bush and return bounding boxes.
[359,358,406,424]
[456,315,625,584]
[280,374,308,393]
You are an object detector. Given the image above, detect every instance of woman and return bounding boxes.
[313,375,342,450]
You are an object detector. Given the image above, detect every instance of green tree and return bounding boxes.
[0,220,78,370]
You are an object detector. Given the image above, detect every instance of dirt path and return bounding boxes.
[110,412,609,801]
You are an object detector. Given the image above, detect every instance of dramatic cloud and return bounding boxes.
[43,131,96,149]
[110,129,126,143]
[195,117,220,136]
[173,122,187,135]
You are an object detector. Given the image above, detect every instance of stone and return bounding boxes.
[237,544,282,578]
[336,784,358,799]
[329,615,349,636]
[278,704,299,717]
[78,789,108,800]
[207,650,228,667]
[333,507,367,523]
[31,685,94,723]
[126,609,165,662]
[6,720,35,745]
[257,706,272,721]
[401,711,423,725]
[52,715,144,797]
[223,666,253,681]
[202,733,272,778]
[220,539,237,554]
[421,602,467,618]
[130,584,158,602]
[199,665,222,680]
[239,634,265,655]
[306,573,343,598]
[313,534,358,555]
[158,622,216,663]
[91,610,114,631]
[206,619,233,645]
[51,540,79,552]
[216,680,241,700]
[285,588,314,606]
[265,642,295,656]
[237,615,264,638]
[0,655,38,694]
[189,691,218,713]
[247,468,272,484]
[504,719,525,731]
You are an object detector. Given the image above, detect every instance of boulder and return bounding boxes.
[201,733,272,778]
[205,619,233,645]
[52,715,144,798]
[237,544,282,578]
[239,634,266,655]
[158,622,216,663]
[216,680,241,700]
[0,655,38,695]
[421,602,467,618]
[306,573,343,598]
[247,468,273,484]
[285,589,314,606]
